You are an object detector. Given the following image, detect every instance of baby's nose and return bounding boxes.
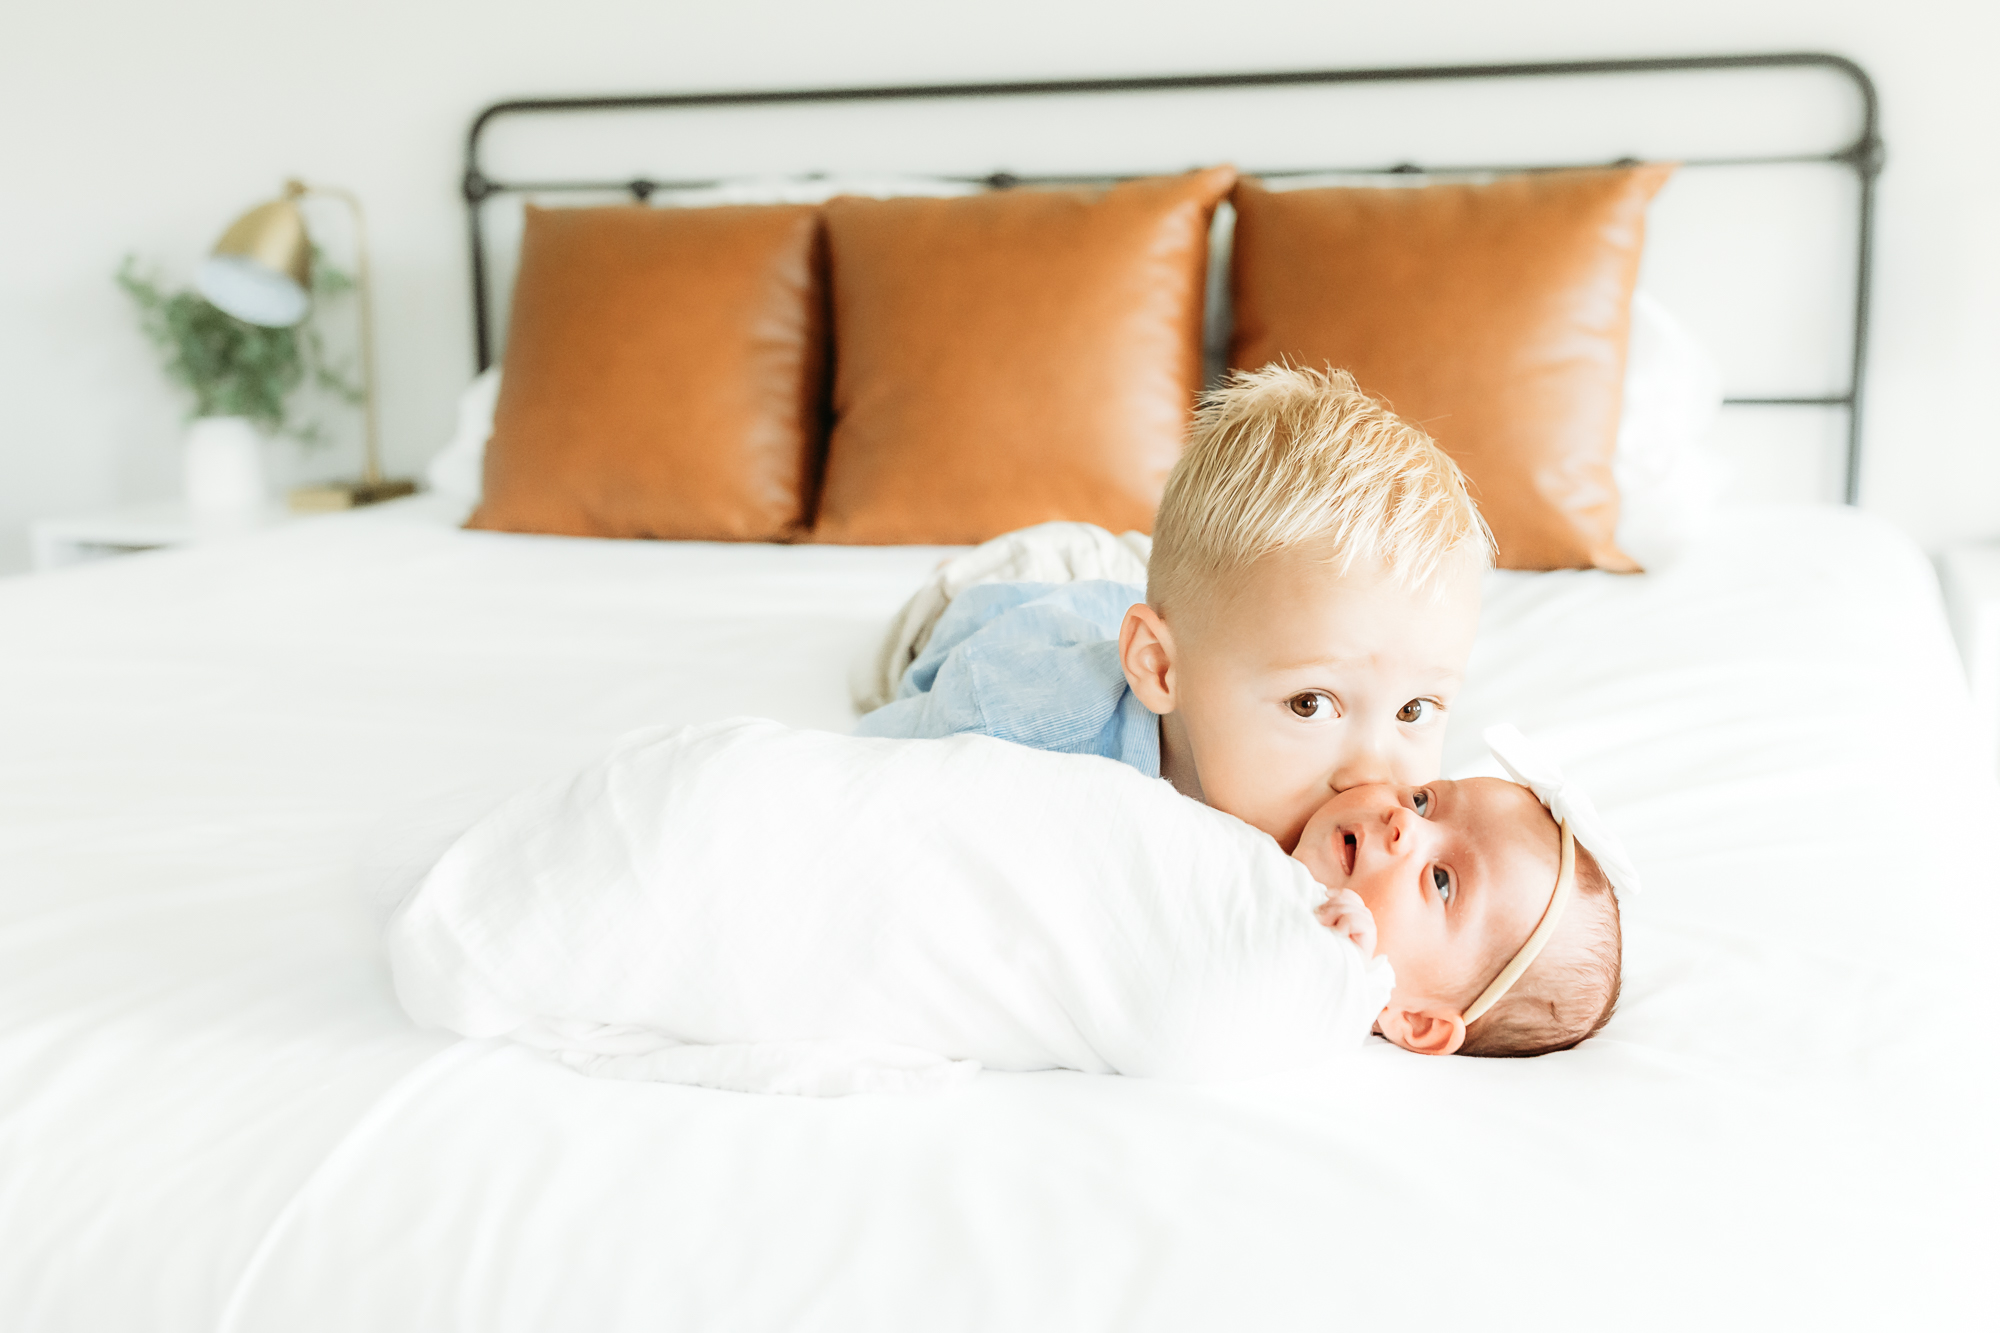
[1378,803,1415,849]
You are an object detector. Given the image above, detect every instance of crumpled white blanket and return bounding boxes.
[853,521,1152,715]
[388,718,1392,1096]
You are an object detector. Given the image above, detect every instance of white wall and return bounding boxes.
[2,0,1994,573]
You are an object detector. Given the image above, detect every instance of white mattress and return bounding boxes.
[0,496,1993,1331]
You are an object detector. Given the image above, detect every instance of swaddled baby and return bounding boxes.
[389,719,1636,1094]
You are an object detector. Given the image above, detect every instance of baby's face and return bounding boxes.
[1166,550,1479,852]
[1292,777,1558,1010]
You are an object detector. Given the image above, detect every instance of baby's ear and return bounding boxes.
[1118,604,1178,714]
[1379,1006,1467,1057]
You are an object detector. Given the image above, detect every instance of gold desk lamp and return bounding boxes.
[197,180,415,510]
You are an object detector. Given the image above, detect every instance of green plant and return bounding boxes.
[117,253,363,442]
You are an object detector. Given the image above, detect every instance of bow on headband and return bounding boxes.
[1482,724,1642,900]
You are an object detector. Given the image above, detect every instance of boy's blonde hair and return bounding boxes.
[1149,365,1491,621]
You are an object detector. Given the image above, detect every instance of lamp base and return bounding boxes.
[288,478,418,513]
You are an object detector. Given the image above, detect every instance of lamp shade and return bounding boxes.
[197,195,311,327]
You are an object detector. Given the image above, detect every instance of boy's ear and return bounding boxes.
[1119,604,1178,714]
[1378,1005,1468,1057]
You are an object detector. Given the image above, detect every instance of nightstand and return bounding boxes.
[1939,542,2000,772]
[30,501,305,572]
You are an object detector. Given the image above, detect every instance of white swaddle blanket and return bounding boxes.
[388,719,1394,1095]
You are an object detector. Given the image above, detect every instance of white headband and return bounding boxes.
[1462,726,1641,1025]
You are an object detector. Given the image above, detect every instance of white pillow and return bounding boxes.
[650,174,981,208]
[423,366,500,505]
[1612,291,1726,570]
[426,293,1726,561]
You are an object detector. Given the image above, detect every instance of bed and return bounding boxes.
[4,55,1996,1333]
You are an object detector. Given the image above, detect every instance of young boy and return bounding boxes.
[856,365,1492,852]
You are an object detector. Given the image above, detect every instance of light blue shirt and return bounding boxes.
[856,580,1161,777]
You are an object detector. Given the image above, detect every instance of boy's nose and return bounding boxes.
[1329,739,1393,792]
[1347,794,1411,862]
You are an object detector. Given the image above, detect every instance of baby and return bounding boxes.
[1294,723,1637,1058]
[860,364,1491,852]
[392,720,1636,1092]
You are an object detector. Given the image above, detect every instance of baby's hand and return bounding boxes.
[1315,889,1377,957]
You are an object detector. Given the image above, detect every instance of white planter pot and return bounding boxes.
[183,417,268,513]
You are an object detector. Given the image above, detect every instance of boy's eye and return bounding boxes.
[1397,698,1438,724]
[1287,691,1335,720]
[1411,789,1433,817]
[1432,865,1453,904]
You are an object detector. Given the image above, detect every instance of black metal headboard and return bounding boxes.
[462,52,1882,503]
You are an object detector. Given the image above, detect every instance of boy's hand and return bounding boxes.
[1315,889,1377,957]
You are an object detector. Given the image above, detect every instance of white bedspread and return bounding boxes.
[390,719,1390,1093]
[0,495,1994,1331]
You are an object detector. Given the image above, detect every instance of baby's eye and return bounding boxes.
[1411,789,1433,817]
[1286,691,1335,720]
[1396,698,1439,725]
[1431,865,1453,904]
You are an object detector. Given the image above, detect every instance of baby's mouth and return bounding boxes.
[1341,831,1357,877]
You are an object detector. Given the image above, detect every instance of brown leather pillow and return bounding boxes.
[1230,165,1675,570]
[813,167,1237,545]
[470,203,826,542]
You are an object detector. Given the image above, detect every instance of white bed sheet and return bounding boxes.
[0,496,1993,1331]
